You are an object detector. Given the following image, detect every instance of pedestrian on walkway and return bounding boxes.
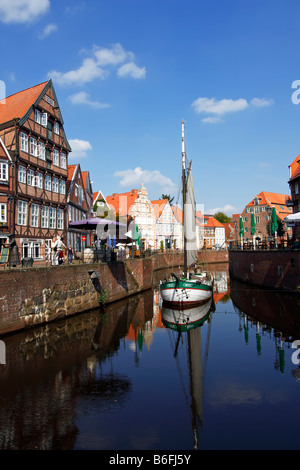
[68,245,74,264]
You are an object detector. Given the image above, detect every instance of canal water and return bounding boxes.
[0,265,300,451]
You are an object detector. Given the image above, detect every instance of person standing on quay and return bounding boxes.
[68,245,74,264]
[52,236,66,265]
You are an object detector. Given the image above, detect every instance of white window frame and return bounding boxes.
[42,112,48,127]
[27,169,34,186]
[35,109,41,124]
[45,175,51,191]
[60,152,66,169]
[18,200,27,226]
[18,165,26,183]
[41,206,49,228]
[39,141,45,160]
[59,179,66,195]
[57,209,64,229]
[30,203,39,227]
[30,137,37,157]
[52,177,59,193]
[21,132,28,152]
[0,203,7,223]
[53,149,59,166]
[0,162,8,181]
[54,122,59,134]
[50,207,56,229]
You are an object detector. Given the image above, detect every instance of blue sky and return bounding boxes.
[1,0,300,216]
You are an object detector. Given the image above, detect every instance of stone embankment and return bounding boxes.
[0,250,228,336]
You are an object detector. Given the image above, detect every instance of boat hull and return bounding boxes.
[160,278,213,309]
[161,298,212,332]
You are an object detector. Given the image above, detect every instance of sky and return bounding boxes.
[1,0,300,216]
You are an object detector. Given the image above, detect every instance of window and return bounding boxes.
[22,241,41,259]
[18,200,27,225]
[255,216,260,223]
[57,209,64,229]
[31,203,39,227]
[42,112,48,127]
[0,163,8,181]
[45,175,51,191]
[35,109,41,124]
[41,206,49,228]
[39,142,45,160]
[50,207,56,228]
[18,165,26,183]
[27,169,34,186]
[30,137,37,156]
[36,173,43,189]
[60,179,66,195]
[60,152,66,169]
[21,132,28,152]
[52,177,59,193]
[0,203,7,222]
[295,182,299,195]
[54,122,59,134]
[53,149,59,166]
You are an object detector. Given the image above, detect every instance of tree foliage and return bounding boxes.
[213,212,232,223]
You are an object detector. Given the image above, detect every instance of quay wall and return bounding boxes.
[229,249,300,292]
[0,250,228,337]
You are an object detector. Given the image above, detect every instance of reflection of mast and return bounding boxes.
[188,326,203,450]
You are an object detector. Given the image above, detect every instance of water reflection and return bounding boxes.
[230,279,300,376]
[161,298,214,449]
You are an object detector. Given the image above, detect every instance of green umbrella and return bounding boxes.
[250,213,255,236]
[239,217,244,237]
[271,207,278,236]
[134,224,142,248]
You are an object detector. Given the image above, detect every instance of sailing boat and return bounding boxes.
[160,120,214,308]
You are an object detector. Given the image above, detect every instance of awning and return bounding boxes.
[284,212,300,223]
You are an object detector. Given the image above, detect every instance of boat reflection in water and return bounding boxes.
[230,279,300,377]
[161,297,214,449]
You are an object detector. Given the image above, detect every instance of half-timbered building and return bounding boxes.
[0,80,71,264]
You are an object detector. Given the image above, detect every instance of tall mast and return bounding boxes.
[182,120,187,278]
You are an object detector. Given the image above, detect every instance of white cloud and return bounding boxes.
[201,116,223,124]
[68,91,111,109]
[49,43,146,86]
[93,43,133,66]
[207,204,237,216]
[192,97,248,116]
[251,97,274,107]
[69,139,92,159]
[0,0,50,24]
[39,22,57,39]
[117,62,146,79]
[49,58,107,86]
[114,167,176,192]
[192,96,274,123]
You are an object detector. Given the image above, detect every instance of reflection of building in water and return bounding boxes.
[231,278,300,375]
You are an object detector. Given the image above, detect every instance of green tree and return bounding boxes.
[214,212,232,223]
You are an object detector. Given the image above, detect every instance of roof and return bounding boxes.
[245,191,292,219]
[171,205,183,223]
[289,155,300,182]
[205,216,225,228]
[106,190,139,217]
[151,199,168,220]
[0,81,48,124]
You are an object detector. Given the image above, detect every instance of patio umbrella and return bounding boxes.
[239,216,244,248]
[69,217,126,229]
[271,207,278,236]
[251,213,256,248]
